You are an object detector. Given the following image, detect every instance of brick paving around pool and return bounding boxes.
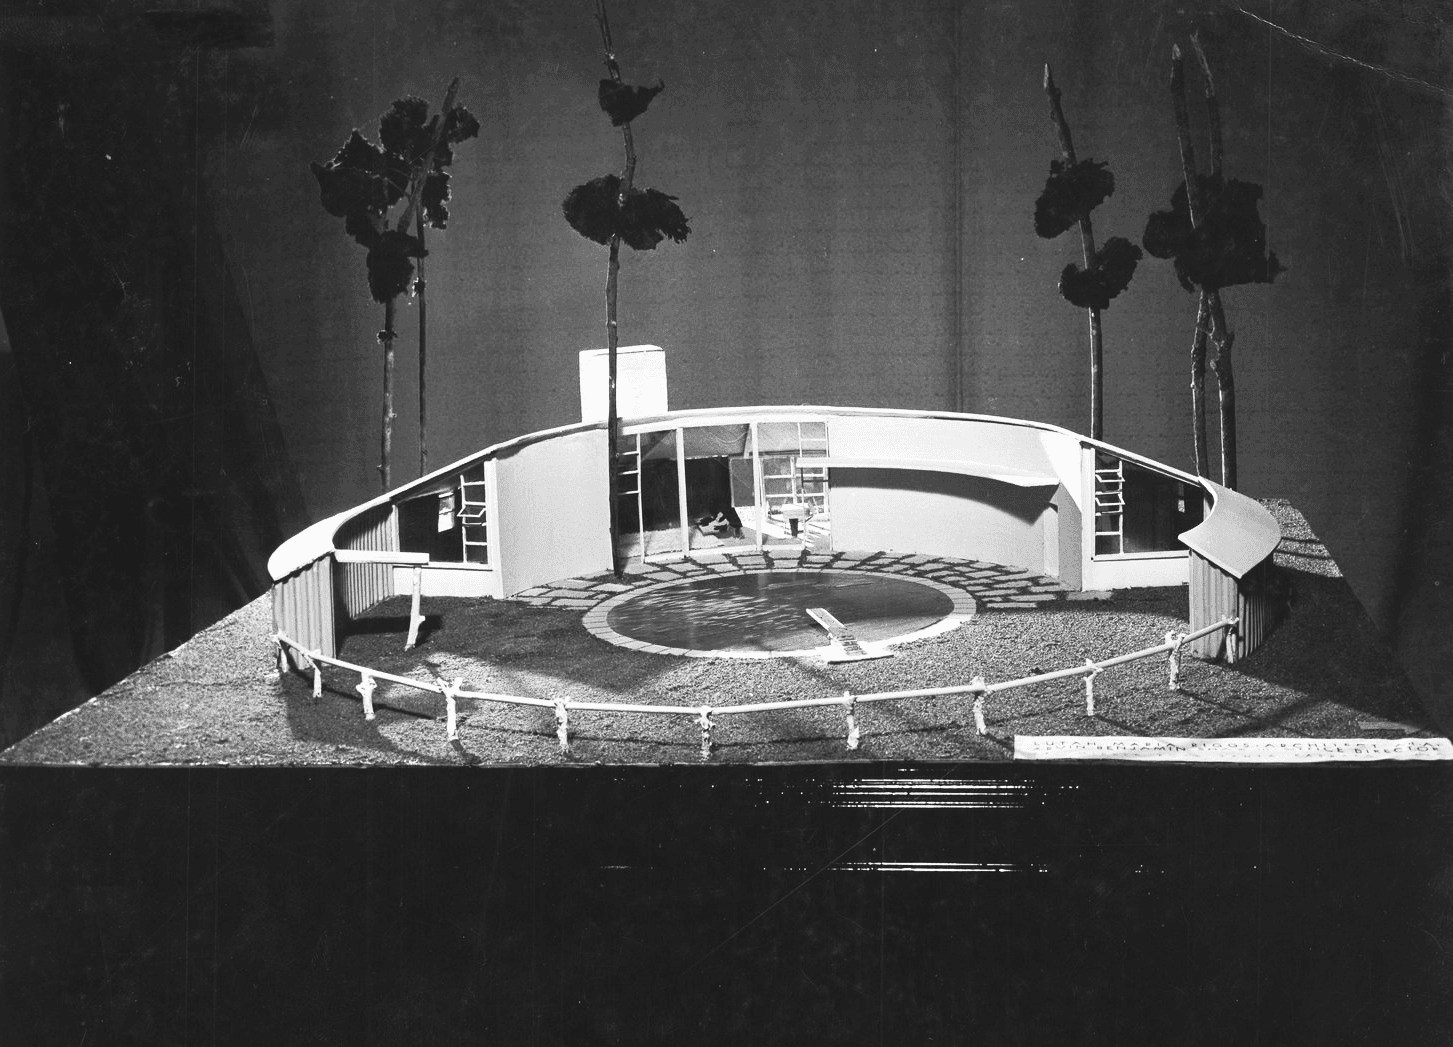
[508,548,1089,618]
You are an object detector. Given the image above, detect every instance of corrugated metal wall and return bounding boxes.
[1189,551,1280,661]
[272,557,336,659]
[333,503,398,617]
[1235,557,1280,659]
[1188,553,1235,659]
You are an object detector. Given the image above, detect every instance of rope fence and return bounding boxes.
[274,615,1239,758]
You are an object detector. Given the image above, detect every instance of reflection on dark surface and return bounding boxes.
[3,765,1451,1044]
[605,571,954,652]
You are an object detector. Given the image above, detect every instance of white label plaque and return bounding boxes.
[1013,736,1453,763]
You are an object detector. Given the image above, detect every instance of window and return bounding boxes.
[396,463,488,564]
[1094,453,1203,556]
[756,420,828,517]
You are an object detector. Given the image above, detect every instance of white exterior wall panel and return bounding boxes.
[495,429,613,596]
[829,467,1056,576]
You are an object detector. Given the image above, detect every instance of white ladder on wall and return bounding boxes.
[459,468,489,563]
[616,433,645,561]
[1094,459,1125,555]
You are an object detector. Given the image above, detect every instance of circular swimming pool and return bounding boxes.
[584,569,974,658]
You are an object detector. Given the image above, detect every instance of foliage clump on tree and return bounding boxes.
[311,82,479,488]
[1035,66,1142,441]
[1142,35,1280,489]
[562,0,691,576]
[1144,175,1281,293]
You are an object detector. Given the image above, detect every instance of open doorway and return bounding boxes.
[616,429,683,560]
[616,419,832,563]
[616,425,759,561]
[679,424,757,555]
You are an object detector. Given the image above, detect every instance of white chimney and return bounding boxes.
[579,344,668,423]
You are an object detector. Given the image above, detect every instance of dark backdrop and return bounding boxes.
[0,1,1449,730]
[1,4,1452,1043]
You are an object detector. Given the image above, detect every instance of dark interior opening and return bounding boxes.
[684,457,736,524]
[398,495,462,562]
[1122,462,1204,554]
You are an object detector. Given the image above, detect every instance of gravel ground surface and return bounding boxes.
[2,500,1440,766]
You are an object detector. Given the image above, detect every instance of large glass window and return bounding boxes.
[617,418,832,560]
[1094,453,1204,556]
[756,421,829,537]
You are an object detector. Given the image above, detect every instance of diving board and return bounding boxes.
[806,606,893,663]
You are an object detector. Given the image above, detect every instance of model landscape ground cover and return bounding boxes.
[2,503,1435,767]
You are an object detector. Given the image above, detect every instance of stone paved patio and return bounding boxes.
[506,548,1084,615]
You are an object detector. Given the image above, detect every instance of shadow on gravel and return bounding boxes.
[344,613,444,647]
[1224,568,1438,730]
[277,667,457,764]
[342,596,683,698]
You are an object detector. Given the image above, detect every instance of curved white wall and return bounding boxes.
[821,413,1083,581]
[829,469,1056,574]
[495,429,612,595]
[271,407,1281,661]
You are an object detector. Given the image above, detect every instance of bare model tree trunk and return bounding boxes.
[1190,294,1211,477]
[379,299,396,491]
[397,79,458,483]
[1191,32,1236,490]
[1044,65,1104,441]
[597,0,637,578]
[605,232,622,575]
[416,211,428,476]
[1206,292,1237,489]
[1171,43,1237,487]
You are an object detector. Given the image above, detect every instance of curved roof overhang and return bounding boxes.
[1178,480,1282,578]
[269,406,1281,584]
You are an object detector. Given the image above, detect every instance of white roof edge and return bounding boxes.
[619,404,1189,480]
[269,405,1276,582]
[1178,480,1282,578]
[619,403,1085,437]
[267,419,606,581]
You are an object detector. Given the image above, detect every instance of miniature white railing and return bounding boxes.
[273,615,1239,760]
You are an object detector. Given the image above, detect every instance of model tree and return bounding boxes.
[1143,34,1279,489]
[311,81,479,489]
[562,0,691,576]
[1036,65,1142,442]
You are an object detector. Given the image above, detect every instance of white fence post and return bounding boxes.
[698,707,714,761]
[404,566,425,651]
[553,699,570,754]
[311,652,323,699]
[444,678,462,741]
[1166,632,1188,691]
[1083,660,1101,717]
[356,673,377,721]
